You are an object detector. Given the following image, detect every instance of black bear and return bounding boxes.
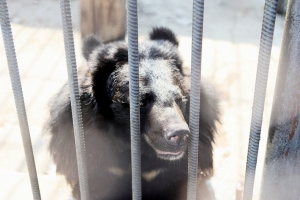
[45,27,219,200]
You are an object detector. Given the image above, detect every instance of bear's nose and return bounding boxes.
[165,129,189,147]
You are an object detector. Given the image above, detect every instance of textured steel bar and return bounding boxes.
[0,0,41,199]
[188,0,205,200]
[126,0,141,199]
[59,0,90,199]
[242,0,278,199]
[260,0,300,199]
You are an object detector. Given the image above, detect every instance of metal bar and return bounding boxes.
[0,0,41,199]
[188,0,205,199]
[126,0,141,199]
[260,0,300,199]
[242,0,278,199]
[59,0,90,199]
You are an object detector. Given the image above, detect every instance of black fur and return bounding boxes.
[149,27,179,47]
[45,27,219,200]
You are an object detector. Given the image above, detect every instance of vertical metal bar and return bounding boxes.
[242,0,278,199]
[188,0,205,200]
[127,0,141,199]
[59,0,90,199]
[0,0,41,199]
[260,0,300,199]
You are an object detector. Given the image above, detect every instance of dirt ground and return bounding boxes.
[0,0,285,199]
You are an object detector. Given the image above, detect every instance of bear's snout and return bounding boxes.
[164,125,189,147]
[143,104,191,160]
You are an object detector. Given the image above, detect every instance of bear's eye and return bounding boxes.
[175,96,187,104]
[140,99,151,108]
[176,96,188,112]
[140,98,151,108]
[140,93,155,109]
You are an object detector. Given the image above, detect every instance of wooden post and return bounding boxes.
[260,0,300,199]
[80,0,126,43]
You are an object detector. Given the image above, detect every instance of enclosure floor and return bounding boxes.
[0,0,285,199]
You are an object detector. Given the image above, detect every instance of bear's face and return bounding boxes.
[83,27,191,161]
[108,59,190,161]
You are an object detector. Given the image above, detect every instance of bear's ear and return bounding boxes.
[82,35,102,60]
[149,27,179,47]
[88,44,128,118]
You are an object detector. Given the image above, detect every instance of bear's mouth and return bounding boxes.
[155,149,185,160]
[143,134,186,160]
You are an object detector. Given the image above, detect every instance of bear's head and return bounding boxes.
[82,27,199,161]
